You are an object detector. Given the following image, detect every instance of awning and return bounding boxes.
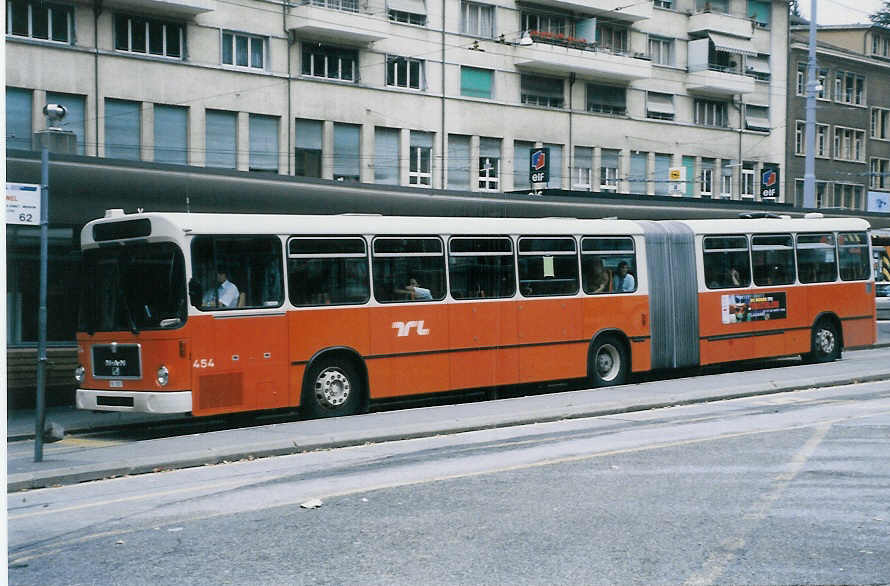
[708,32,757,56]
[388,0,426,14]
[745,55,770,75]
[647,93,674,115]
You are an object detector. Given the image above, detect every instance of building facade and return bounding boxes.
[786,24,890,210]
[7,0,788,200]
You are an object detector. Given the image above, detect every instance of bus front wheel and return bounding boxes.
[807,319,841,363]
[302,358,362,419]
[589,335,628,387]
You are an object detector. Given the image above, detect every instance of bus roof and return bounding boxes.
[676,217,871,235]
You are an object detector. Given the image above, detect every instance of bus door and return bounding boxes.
[188,235,289,415]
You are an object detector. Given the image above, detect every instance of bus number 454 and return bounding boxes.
[193,358,215,368]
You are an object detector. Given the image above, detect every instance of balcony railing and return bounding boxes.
[527,30,641,59]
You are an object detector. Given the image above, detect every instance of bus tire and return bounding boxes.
[807,319,841,363]
[302,357,363,419]
[589,335,628,387]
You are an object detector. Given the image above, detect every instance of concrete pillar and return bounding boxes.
[620,148,631,194]
[400,128,410,186]
[361,123,375,183]
[593,147,602,193]
[141,103,154,162]
[501,135,515,192]
[322,121,334,180]
[190,108,205,167]
[470,135,480,191]
[237,112,249,172]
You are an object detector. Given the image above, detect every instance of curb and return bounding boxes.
[9,370,890,492]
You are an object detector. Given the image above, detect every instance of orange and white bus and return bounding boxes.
[74,211,876,418]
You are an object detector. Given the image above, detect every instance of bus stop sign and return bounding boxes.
[530,147,550,184]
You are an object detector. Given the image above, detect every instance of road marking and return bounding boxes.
[682,423,832,586]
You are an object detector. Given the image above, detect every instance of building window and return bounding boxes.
[374,127,399,185]
[653,153,671,196]
[478,137,500,191]
[596,22,627,53]
[6,87,32,151]
[872,107,890,140]
[794,179,828,207]
[586,83,625,115]
[461,66,493,98]
[701,158,715,196]
[205,109,237,169]
[695,99,728,127]
[295,118,322,178]
[387,55,424,89]
[834,71,865,105]
[302,44,358,81]
[871,158,890,190]
[833,183,864,209]
[745,105,769,132]
[795,121,829,156]
[7,0,72,42]
[573,146,593,191]
[871,32,890,58]
[104,98,141,161]
[154,104,188,165]
[513,141,533,191]
[833,127,866,162]
[521,75,564,108]
[114,14,183,58]
[646,92,674,121]
[461,1,494,38]
[744,55,770,81]
[46,91,85,154]
[448,134,471,190]
[388,0,426,25]
[742,162,755,198]
[653,0,672,8]
[747,0,770,27]
[521,11,569,40]
[249,114,279,173]
[409,130,433,187]
[696,0,728,11]
[308,0,358,12]
[8,0,70,43]
[648,36,673,65]
[222,31,265,69]
[333,123,361,182]
[720,160,732,197]
[600,149,619,191]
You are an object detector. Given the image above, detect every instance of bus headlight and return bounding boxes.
[157,365,169,387]
[74,365,85,384]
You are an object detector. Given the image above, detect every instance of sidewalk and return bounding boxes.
[8,346,890,492]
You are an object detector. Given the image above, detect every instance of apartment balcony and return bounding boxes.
[287,0,388,45]
[688,11,754,39]
[104,0,215,17]
[686,66,756,96]
[514,40,652,82]
[526,0,651,21]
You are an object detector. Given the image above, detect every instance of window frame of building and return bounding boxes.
[832,183,864,210]
[521,11,569,37]
[461,1,494,38]
[7,0,73,43]
[871,158,890,190]
[248,114,279,173]
[694,99,728,128]
[386,55,424,90]
[6,87,33,151]
[795,121,829,157]
[596,21,628,53]
[388,8,426,25]
[872,32,890,58]
[301,43,358,82]
[104,98,141,161]
[408,131,433,187]
[295,118,323,178]
[742,162,756,198]
[221,30,265,70]
[113,13,183,58]
[478,138,501,192]
[572,146,593,191]
[600,149,619,192]
[521,74,564,109]
[460,66,493,99]
[834,71,866,106]
[747,0,770,27]
[872,107,890,140]
[833,126,866,162]
[653,0,672,8]
[700,165,714,197]
[585,83,626,116]
[796,64,827,98]
[648,35,673,65]
[308,0,358,12]
[154,104,188,165]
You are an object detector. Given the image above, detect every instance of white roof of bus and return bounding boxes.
[677,217,870,235]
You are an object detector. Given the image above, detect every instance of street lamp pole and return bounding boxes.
[34,142,50,462]
[803,0,819,209]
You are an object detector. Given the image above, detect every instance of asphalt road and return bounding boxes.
[9,380,890,585]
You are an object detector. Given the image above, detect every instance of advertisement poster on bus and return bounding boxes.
[721,292,787,324]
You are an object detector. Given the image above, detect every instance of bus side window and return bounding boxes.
[703,235,750,289]
[372,237,446,303]
[797,233,837,284]
[191,235,284,310]
[837,232,870,281]
[518,237,578,297]
[581,237,636,294]
[287,238,369,307]
[751,234,795,286]
[448,237,515,300]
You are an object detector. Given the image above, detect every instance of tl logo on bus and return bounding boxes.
[392,321,430,337]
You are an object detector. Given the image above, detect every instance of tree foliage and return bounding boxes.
[872,0,890,26]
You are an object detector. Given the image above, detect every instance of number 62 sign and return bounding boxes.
[6,183,42,226]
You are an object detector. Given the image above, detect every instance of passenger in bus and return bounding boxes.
[588,258,611,294]
[397,278,432,301]
[214,267,241,308]
[612,261,635,292]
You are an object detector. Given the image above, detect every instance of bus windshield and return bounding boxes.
[79,242,187,333]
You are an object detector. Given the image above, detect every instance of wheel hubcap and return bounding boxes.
[595,344,620,381]
[816,328,836,354]
[314,368,351,409]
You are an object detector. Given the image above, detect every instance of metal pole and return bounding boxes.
[35,145,50,462]
[803,0,818,208]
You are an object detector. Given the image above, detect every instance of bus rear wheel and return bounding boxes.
[807,319,841,363]
[302,358,362,419]
[589,335,628,387]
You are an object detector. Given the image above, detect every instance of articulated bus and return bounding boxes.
[74,211,877,418]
